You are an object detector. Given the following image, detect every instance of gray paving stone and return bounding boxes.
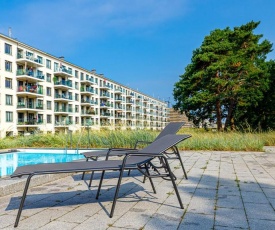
[215,207,248,229]
[179,213,214,230]
[0,151,274,229]
[249,219,275,230]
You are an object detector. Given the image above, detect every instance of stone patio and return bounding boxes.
[0,150,275,229]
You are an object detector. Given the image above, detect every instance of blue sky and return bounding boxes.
[0,0,274,105]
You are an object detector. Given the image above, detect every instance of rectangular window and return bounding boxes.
[37,70,43,78]
[6,95,12,105]
[46,73,51,82]
[37,56,43,64]
[46,59,51,69]
[75,105,79,112]
[80,72,84,80]
[46,87,51,96]
[5,78,12,88]
[75,117,79,124]
[6,111,13,122]
[75,70,79,78]
[47,101,51,110]
[5,60,12,72]
[54,62,58,71]
[5,43,12,55]
[75,82,79,90]
[75,93,79,101]
[47,115,52,123]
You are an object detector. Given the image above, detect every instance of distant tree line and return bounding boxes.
[173,21,275,131]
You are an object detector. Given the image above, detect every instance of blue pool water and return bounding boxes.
[0,152,85,177]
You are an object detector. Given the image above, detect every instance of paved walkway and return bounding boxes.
[0,151,275,229]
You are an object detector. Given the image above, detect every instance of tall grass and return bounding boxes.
[0,128,274,151]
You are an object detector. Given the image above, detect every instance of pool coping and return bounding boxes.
[0,148,106,197]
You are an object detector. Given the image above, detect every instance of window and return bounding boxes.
[6,111,13,122]
[37,70,43,78]
[5,78,12,88]
[47,115,52,124]
[75,93,79,101]
[6,95,12,105]
[46,73,51,82]
[37,56,43,64]
[75,117,79,124]
[5,43,12,55]
[47,101,52,110]
[46,59,51,69]
[54,62,58,71]
[75,70,79,78]
[75,105,79,112]
[80,72,84,80]
[46,87,51,96]
[5,60,12,72]
[75,82,79,90]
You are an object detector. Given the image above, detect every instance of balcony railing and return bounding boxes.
[54,80,73,88]
[17,119,44,125]
[16,69,45,80]
[17,53,44,65]
[55,94,73,100]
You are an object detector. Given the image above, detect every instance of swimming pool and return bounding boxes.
[0,151,85,177]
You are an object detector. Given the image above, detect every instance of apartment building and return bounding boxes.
[0,33,168,138]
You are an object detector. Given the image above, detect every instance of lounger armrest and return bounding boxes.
[125,152,162,157]
[108,148,137,151]
[134,140,153,149]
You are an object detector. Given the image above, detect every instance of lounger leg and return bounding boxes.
[14,174,33,227]
[96,171,105,199]
[173,146,188,179]
[176,152,188,179]
[144,164,156,194]
[88,171,95,187]
[110,168,124,218]
[81,158,89,180]
[88,157,99,187]
[162,157,184,209]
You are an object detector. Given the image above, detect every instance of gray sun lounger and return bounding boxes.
[10,134,191,227]
[81,122,188,183]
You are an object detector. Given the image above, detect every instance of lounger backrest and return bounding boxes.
[155,122,185,140]
[139,134,191,155]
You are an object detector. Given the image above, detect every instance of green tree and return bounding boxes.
[173,21,273,131]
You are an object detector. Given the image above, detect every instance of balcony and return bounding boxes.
[54,80,73,90]
[54,67,73,78]
[100,92,110,98]
[100,83,111,90]
[54,94,73,102]
[17,85,44,98]
[80,87,95,95]
[114,97,123,101]
[114,88,123,94]
[81,77,96,85]
[81,110,97,116]
[16,69,45,82]
[55,120,74,126]
[100,102,111,108]
[17,103,44,111]
[81,99,93,106]
[100,112,111,117]
[115,106,123,111]
[125,100,134,104]
[16,53,44,67]
[54,108,73,115]
[17,119,44,126]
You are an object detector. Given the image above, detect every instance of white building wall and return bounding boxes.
[0,33,168,138]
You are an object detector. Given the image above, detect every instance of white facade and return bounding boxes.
[0,33,168,138]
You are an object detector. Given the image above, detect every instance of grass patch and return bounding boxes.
[0,128,274,151]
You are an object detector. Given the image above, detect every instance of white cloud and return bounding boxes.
[3,0,189,41]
